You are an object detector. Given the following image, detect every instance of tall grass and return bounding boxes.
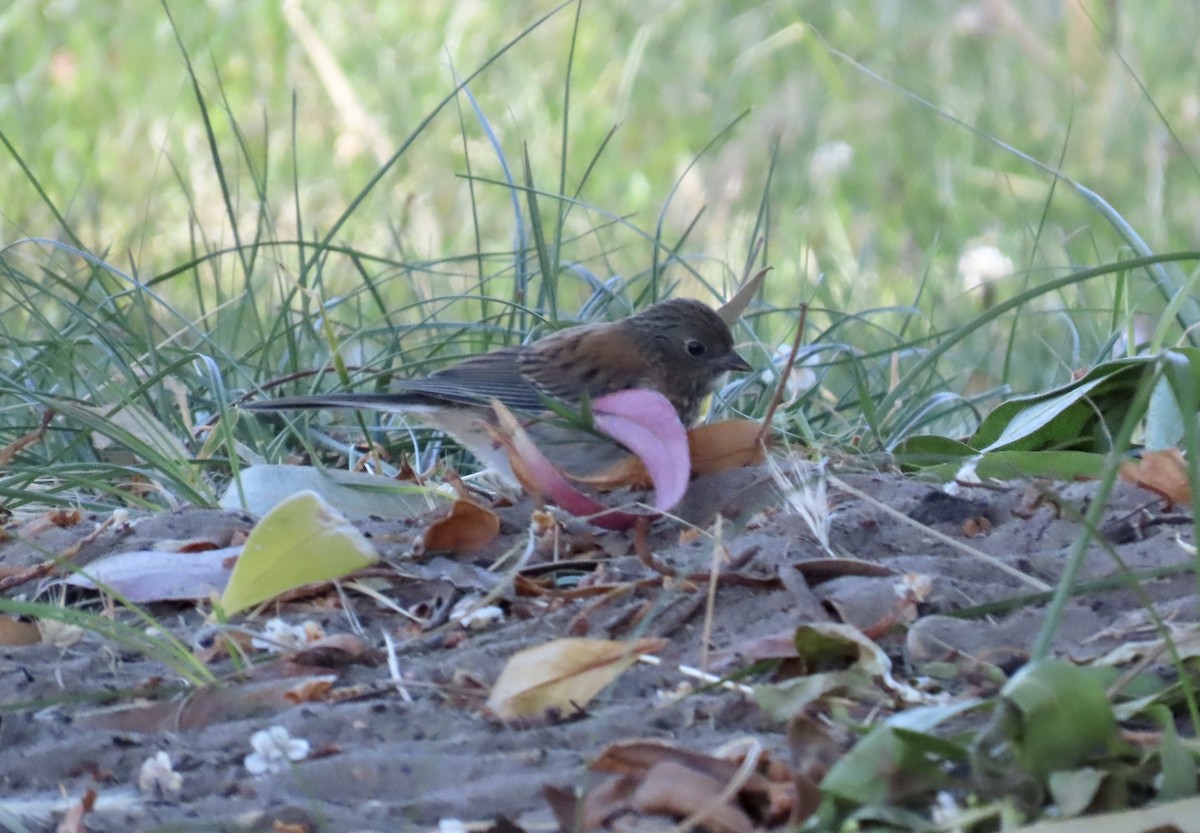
[0,1,1198,506]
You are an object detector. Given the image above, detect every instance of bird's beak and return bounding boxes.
[718,350,752,373]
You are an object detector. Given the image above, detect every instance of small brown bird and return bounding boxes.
[244,297,750,482]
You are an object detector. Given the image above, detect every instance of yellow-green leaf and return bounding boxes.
[219,490,379,616]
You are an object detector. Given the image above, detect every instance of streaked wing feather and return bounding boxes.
[244,348,548,413]
[414,347,548,410]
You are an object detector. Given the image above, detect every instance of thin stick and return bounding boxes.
[829,473,1052,591]
[757,302,808,445]
[699,515,725,673]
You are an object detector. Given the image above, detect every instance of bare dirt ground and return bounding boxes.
[0,469,1192,832]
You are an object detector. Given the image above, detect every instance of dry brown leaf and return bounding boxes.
[962,516,992,537]
[632,760,755,833]
[1120,448,1191,506]
[571,453,651,490]
[705,631,802,672]
[290,633,379,668]
[792,559,895,584]
[574,738,804,832]
[282,677,337,705]
[592,738,742,781]
[19,507,85,538]
[487,636,666,721]
[0,615,42,646]
[545,777,639,832]
[76,675,338,732]
[688,419,769,476]
[421,499,500,553]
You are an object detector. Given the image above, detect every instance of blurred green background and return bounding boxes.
[2,0,1198,391]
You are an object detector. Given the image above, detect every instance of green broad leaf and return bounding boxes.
[219,490,380,616]
[971,349,1200,454]
[896,443,1108,482]
[898,349,1200,482]
[1146,704,1198,801]
[965,450,1107,480]
[822,723,951,806]
[971,358,1147,453]
[793,623,886,674]
[998,659,1120,779]
[756,623,915,720]
[1145,372,1185,450]
[754,668,876,721]
[1047,768,1105,818]
[822,699,984,806]
[892,434,977,468]
[220,463,439,521]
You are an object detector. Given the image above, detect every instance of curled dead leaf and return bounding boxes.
[0,615,41,646]
[76,675,338,732]
[282,677,336,705]
[1120,448,1190,506]
[631,760,756,833]
[690,419,769,475]
[549,737,808,832]
[421,499,500,553]
[290,633,381,668]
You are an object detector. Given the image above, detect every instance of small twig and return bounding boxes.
[0,407,54,466]
[952,477,1013,493]
[699,515,726,673]
[758,302,808,445]
[633,516,677,577]
[0,511,123,594]
[829,474,1052,591]
[638,653,755,697]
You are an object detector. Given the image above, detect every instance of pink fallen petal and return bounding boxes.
[491,402,655,531]
[592,390,690,513]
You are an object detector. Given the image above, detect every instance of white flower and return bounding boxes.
[896,572,933,602]
[762,343,818,402]
[449,595,505,630]
[958,243,1013,296]
[38,618,84,649]
[931,790,963,827]
[251,618,323,652]
[137,751,183,796]
[244,726,310,775]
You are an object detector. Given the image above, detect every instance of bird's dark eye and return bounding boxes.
[685,339,706,357]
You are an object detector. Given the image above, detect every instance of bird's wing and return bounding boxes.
[243,348,549,414]
[409,347,549,411]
